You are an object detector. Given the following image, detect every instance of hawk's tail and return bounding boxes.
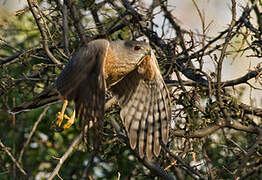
[9,85,60,114]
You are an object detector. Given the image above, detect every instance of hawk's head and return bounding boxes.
[110,40,151,66]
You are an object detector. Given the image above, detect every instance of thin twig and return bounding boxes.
[62,1,70,56]
[216,0,236,107]
[0,140,27,176]
[233,128,262,179]
[27,0,62,65]
[18,106,49,163]
[171,117,258,138]
[89,3,103,34]
[65,0,88,44]
[221,69,261,87]
[0,46,44,67]
[47,130,84,180]
[110,117,174,180]
[80,152,95,180]
[47,96,117,179]
[161,145,204,179]
[0,68,48,96]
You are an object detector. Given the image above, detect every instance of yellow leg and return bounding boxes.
[63,109,75,129]
[56,99,68,127]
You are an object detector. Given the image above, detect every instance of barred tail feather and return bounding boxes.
[157,78,171,145]
[138,86,150,158]
[9,85,60,114]
[153,83,161,157]
[145,84,154,161]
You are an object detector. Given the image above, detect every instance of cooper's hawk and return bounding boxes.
[11,39,171,160]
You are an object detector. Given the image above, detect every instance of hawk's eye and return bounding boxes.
[134,45,141,51]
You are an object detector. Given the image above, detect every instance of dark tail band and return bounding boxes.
[9,85,60,114]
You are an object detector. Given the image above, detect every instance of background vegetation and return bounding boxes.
[1,0,262,179]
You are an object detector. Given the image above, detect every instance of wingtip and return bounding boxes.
[153,142,161,157]
[146,150,153,162]
[130,136,137,150]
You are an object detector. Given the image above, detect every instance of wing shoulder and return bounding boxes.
[55,39,110,99]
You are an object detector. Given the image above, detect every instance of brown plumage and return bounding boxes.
[10,39,171,161]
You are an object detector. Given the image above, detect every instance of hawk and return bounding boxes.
[11,39,171,161]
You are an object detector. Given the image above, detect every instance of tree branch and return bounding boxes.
[18,106,49,163]
[110,118,174,180]
[47,97,117,179]
[171,117,259,138]
[239,102,262,117]
[47,131,83,180]
[0,139,27,176]
[216,0,236,107]
[221,69,260,87]
[61,1,70,56]
[27,0,61,65]
[233,128,262,179]
[65,0,88,44]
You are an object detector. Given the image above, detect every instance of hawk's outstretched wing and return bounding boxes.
[111,52,171,160]
[55,39,109,148]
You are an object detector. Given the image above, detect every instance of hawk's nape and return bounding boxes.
[10,39,172,161]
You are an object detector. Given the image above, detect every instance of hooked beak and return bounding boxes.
[147,48,151,57]
[137,48,151,65]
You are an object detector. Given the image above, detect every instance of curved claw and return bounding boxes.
[63,110,75,129]
[55,99,75,130]
[56,112,64,127]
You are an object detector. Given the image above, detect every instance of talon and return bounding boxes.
[55,99,68,127]
[63,110,75,129]
[63,114,70,120]
[56,112,64,126]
